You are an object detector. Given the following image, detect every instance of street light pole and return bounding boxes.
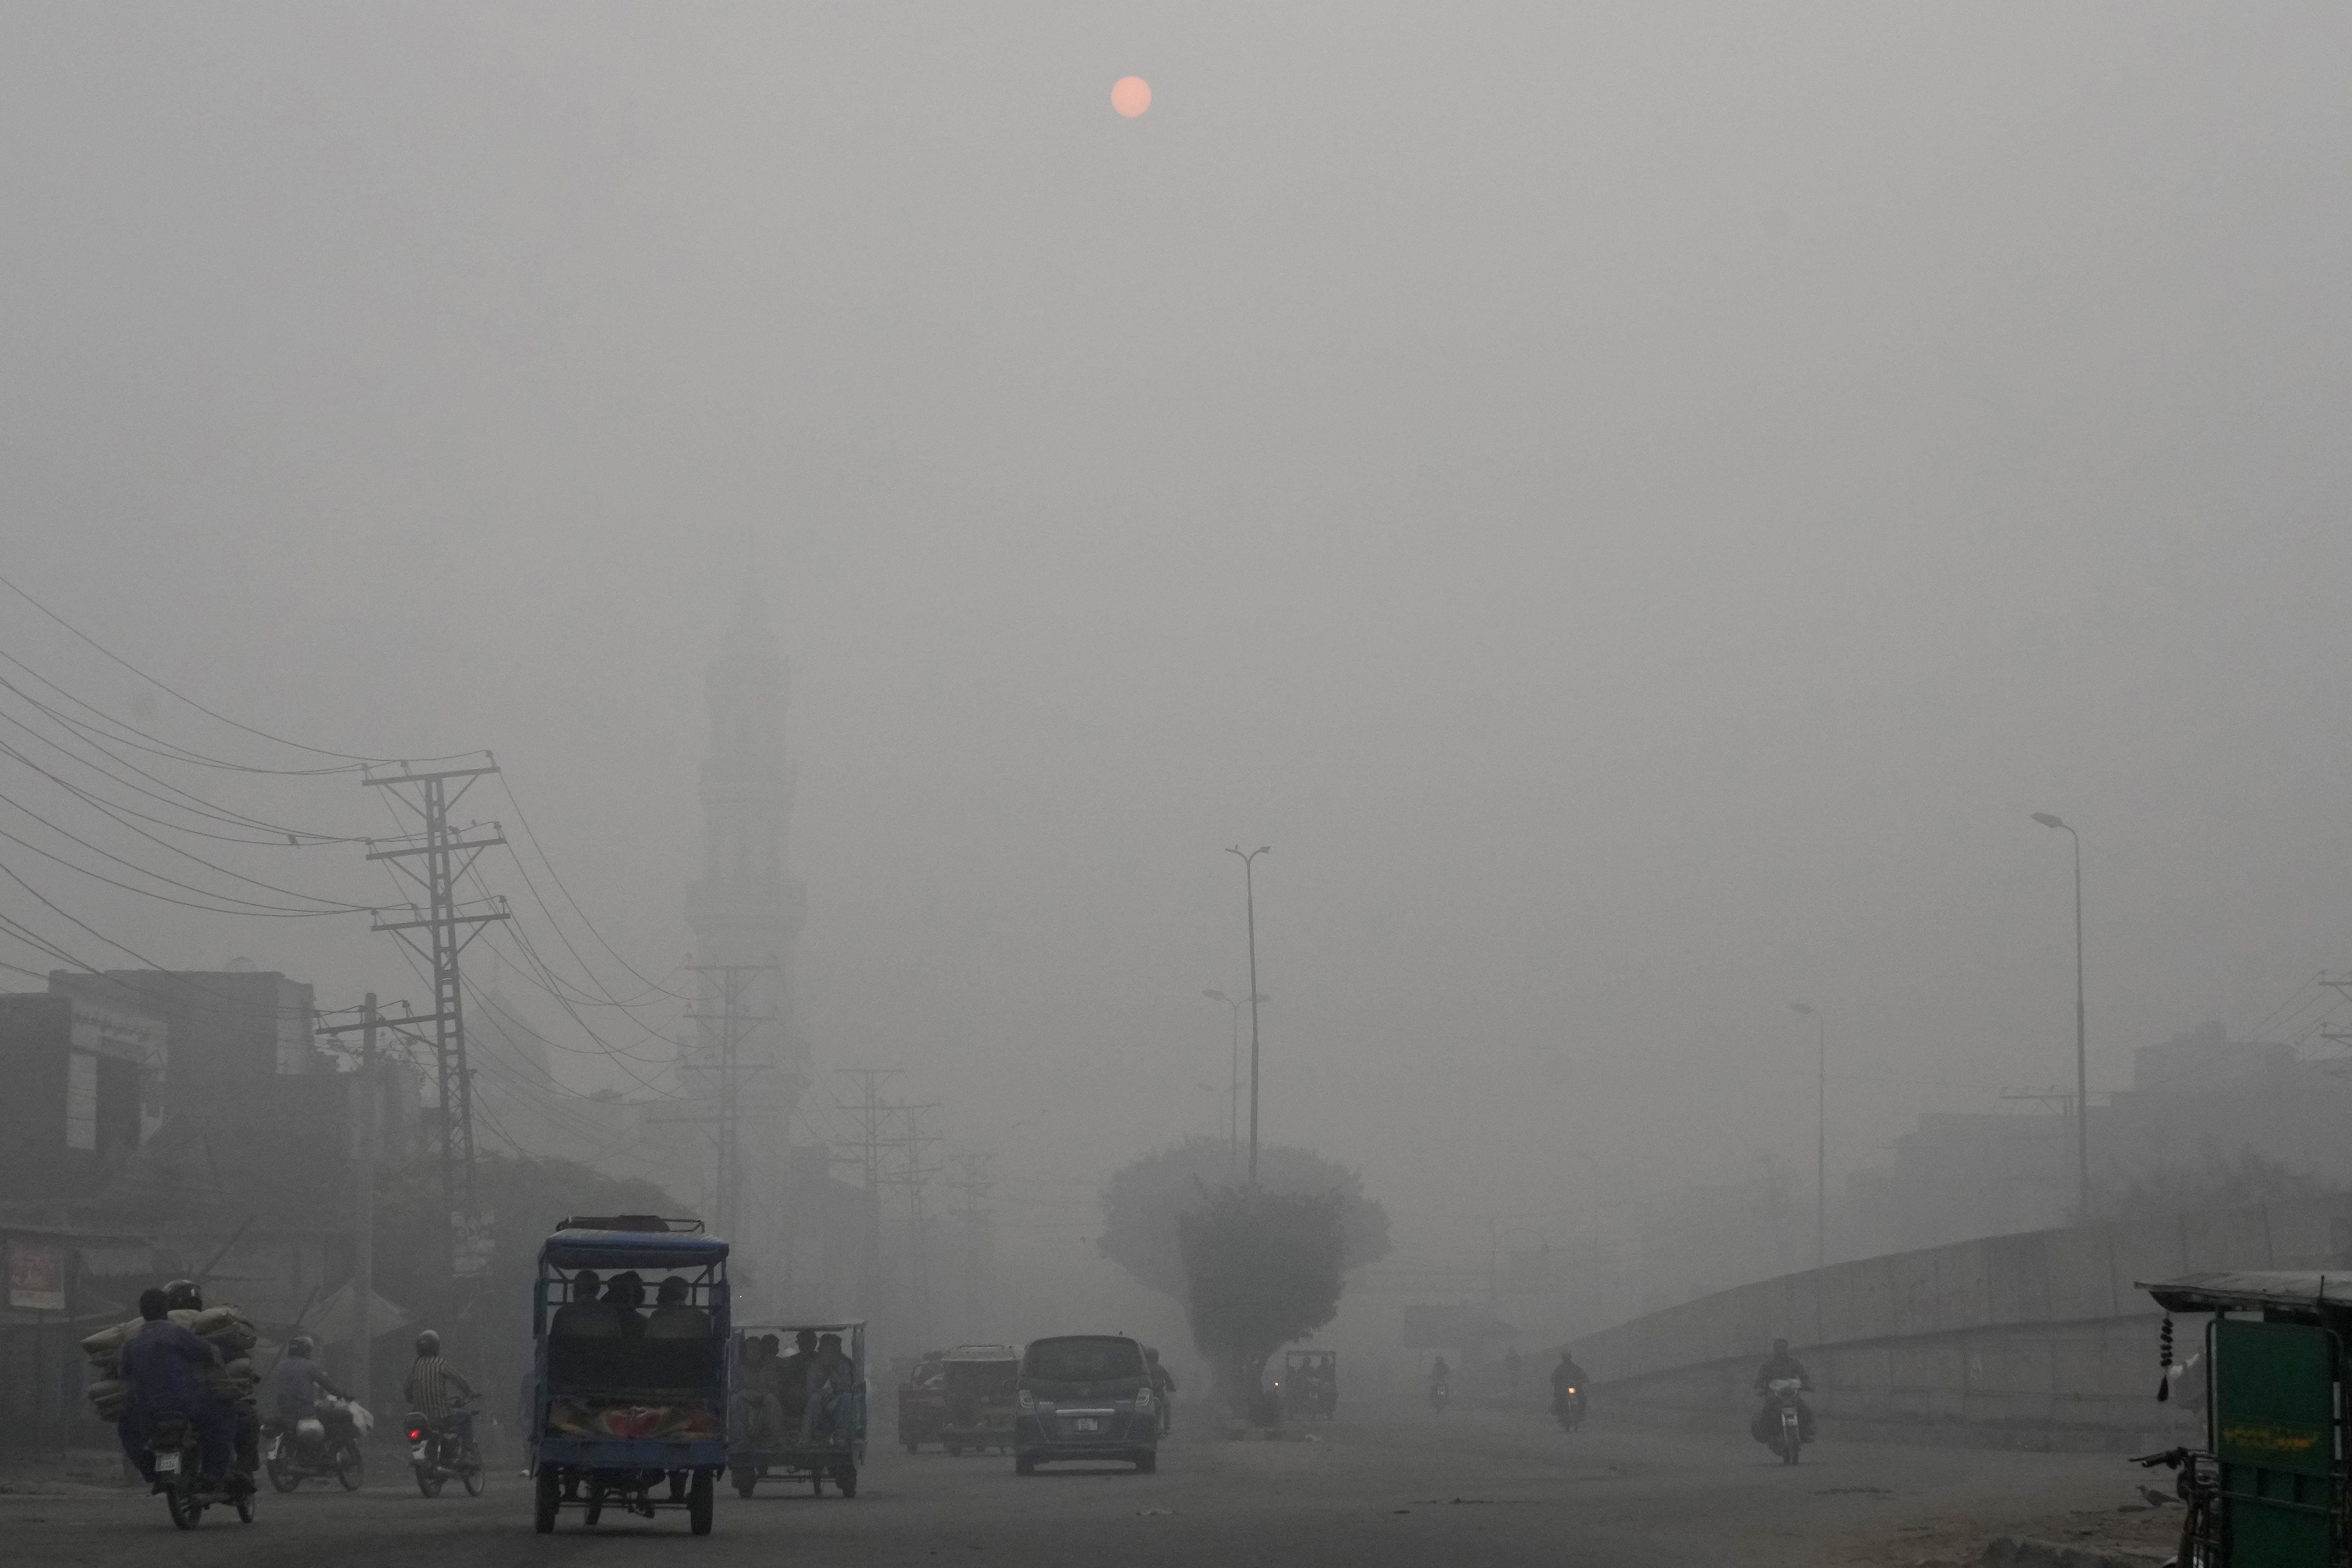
[1203,989,1270,1168]
[1224,846,1271,1188]
[2032,813,2089,1221]
[1790,1003,1825,1270]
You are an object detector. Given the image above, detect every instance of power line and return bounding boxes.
[0,569,477,766]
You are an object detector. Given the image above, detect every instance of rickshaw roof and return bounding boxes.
[944,1343,1019,1362]
[2141,1271,2352,1316]
[736,1320,866,1335]
[538,1227,730,1269]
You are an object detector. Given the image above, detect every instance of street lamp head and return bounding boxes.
[1203,990,1229,1003]
[2032,812,2065,830]
[1789,1002,1814,1016]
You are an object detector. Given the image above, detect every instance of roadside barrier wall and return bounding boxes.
[1565,1195,2352,1449]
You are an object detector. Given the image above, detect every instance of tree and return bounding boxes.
[1179,1186,1352,1416]
[2100,1146,2342,1221]
[1099,1138,1389,1414]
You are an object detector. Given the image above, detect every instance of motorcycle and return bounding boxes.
[1428,1377,1450,1415]
[1552,1383,1586,1433]
[406,1401,485,1497]
[148,1413,256,1529]
[1759,1378,1806,1465]
[265,1397,369,1492]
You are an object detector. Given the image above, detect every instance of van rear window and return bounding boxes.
[1024,1337,1143,1382]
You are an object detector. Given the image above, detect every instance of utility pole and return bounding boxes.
[835,1068,902,1318]
[1224,845,1271,1188]
[686,961,777,1243]
[878,1102,943,1348]
[2031,813,2089,1221]
[366,760,510,1281]
[950,1151,993,1340]
[318,993,410,1408]
[353,996,378,1409]
[1790,1003,1826,1270]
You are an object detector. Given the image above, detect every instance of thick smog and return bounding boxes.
[1,6,2345,1566]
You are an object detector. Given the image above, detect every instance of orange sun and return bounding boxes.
[1111,77,1151,118]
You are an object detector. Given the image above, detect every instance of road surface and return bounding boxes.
[0,1404,2160,1566]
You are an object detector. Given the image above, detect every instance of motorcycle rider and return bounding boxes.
[403,1330,480,1451]
[1143,1346,1176,1434]
[1550,1349,1589,1414]
[117,1286,244,1492]
[267,1335,348,1434]
[1751,1337,1816,1445]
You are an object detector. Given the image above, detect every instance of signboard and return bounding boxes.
[7,1239,68,1312]
[453,1208,496,1280]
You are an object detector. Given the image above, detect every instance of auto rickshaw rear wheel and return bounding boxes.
[534,1468,560,1533]
[834,1463,858,1498]
[688,1469,714,1535]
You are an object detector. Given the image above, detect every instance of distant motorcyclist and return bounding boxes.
[1550,1350,1589,1406]
[267,1336,346,1429]
[1144,1346,1176,1434]
[1751,1338,1815,1445]
[118,1286,242,1491]
[403,1331,480,1447]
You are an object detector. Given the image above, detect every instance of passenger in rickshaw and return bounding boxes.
[733,1337,785,1446]
[799,1333,857,1444]
[601,1271,649,1335]
[553,1270,626,1337]
[647,1277,709,1338]
[773,1329,819,1425]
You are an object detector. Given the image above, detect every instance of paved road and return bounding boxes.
[0,1405,2148,1566]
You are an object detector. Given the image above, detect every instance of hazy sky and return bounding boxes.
[5,3,2350,1253]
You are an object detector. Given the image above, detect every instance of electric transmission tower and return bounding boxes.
[878,1103,943,1345]
[364,760,509,1279]
[685,960,776,1243]
[950,1150,994,1339]
[835,1068,902,1315]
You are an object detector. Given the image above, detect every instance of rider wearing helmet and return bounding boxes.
[403,1330,479,1446]
[162,1278,205,1313]
[267,1335,347,1430]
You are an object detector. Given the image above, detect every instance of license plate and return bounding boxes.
[155,1453,181,1474]
[412,1444,428,1460]
[1072,1418,1099,1432]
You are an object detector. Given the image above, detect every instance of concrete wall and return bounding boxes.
[1567,1195,2352,1449]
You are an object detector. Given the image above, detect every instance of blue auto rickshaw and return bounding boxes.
[529,1215,730,1535]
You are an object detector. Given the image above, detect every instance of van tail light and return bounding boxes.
[1016,1390,1034,1412]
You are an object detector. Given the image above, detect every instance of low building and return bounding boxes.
[0,990,167,1199]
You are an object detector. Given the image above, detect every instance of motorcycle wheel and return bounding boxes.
[733,1467,756,1498]
[461,1452,485,1497]
[415,1465,444,1498]
[534,1468,560,1534]
[834,1463,858,1499]
[688,1469,714,1536]
[166,1483,202,1530]
[266,1453,297,1493]
[334,1443,364,1491]
[235,1487,257,1524]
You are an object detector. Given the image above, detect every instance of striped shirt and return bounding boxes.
[403,1355,475,1413]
